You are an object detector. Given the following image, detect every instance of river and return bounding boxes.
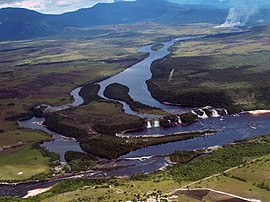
[1,35,270,197]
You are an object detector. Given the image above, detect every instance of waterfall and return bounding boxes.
[146,121,152,128]
[153,120,160,128]
[168,69,175,82]
[191,110,198,116]
[198,109,208,119]
[224,109,228,115]
[177,116,182,124]
[211,109,220,117]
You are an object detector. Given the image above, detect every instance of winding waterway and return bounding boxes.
[2,35,270,197]
[97,37,199,115]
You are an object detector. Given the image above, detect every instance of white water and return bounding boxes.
[146,121,152,128]
[153,120,160,128]
[211,109,220,117]
[177,116,182,124]
[198,109,208,119]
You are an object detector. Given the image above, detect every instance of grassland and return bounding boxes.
[0,22,261,184]
[185,155,270,202]
[0,23,221,132]
[148,25,270,113]
[0,130,51,181]
[2,134,269,201]
[0,23,223,181]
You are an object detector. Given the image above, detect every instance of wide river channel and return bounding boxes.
[1,35,270,197]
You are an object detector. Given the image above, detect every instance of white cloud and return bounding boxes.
[0,0,114,14]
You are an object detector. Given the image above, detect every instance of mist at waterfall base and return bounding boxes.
[216,7,259,28]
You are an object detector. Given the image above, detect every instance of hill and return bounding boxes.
[0,0,228,40]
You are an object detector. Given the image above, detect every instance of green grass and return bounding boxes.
[149,25,270,112]
[0,145,50,181]
[40,176,180,202]
[151,44,164,51]
[0,130,50,148]
[228,154,270,188]
[2,135,270,201]
[169,135,270,183]
[0,130,51,180]
[187,154,270,202]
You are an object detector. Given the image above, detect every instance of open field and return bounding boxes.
[0,130,51,181]
[185,155,270,202]
[0,23,222,132]
[40,177,180,202]
[148,25,270,113]
[0,23,227,181]
[1,134,269,201]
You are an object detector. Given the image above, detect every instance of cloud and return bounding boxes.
[0,0,114,14]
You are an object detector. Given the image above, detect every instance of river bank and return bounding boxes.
[2,30,270,199]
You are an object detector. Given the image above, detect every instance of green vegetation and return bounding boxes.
[64,151,97,172]
[0,23,234,181]
[151,44,164,51]
[2,135,270,201]
[44,113,89,139]
[170,150,204,164]
[104,83,165,114]
[148,25,270,113]
[169,134,270,182]
[0,130,53,181]
[78,83,102,105]
[44,101,145,136]
[0,146,50,181]
[80,136,135,159]
[80,130,213,159]
[187,154,270,202]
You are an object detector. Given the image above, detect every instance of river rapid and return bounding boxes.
[1,35,270,197]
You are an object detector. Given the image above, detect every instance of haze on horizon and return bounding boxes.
[1,0,270,14]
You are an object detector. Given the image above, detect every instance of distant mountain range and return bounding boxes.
[0,0,269,41]
[169,0,270,8]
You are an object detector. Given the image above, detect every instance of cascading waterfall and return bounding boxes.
[153,120,160,128]
[211,109,220,117]
[146,121,152,128]
[177,116,182,124]
[146,119,160,128]
[198,109,208,119]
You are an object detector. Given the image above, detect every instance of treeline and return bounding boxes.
[79,83,102,105]
[160,113,198,127]
[169,135,270,182]
[80,136,135,159]
[170,150,204,164]
[147,81,240,114]
[64,151,97,171]
[104,83,159,112]
[92,121,145,136]
[44,113,88,139]
[80,130,213,160]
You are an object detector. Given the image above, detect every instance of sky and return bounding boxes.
[0,0,116,14]
[0,0,269,14]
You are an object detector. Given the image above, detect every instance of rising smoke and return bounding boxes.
[217,7,258,28]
